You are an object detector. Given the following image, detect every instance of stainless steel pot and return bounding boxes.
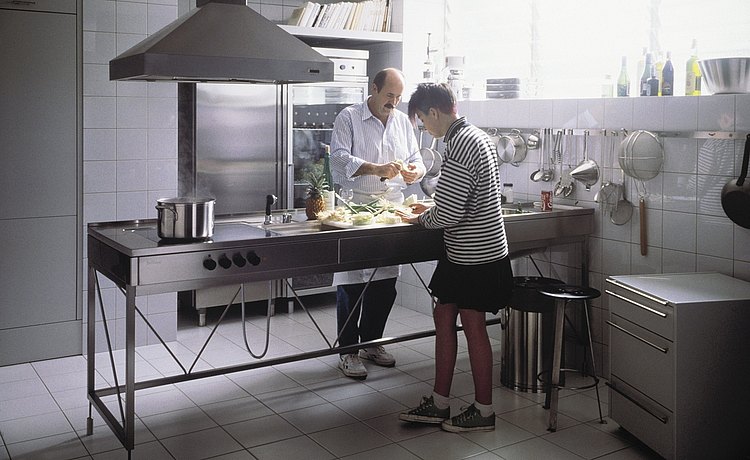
[497,129,527,166]
[155,197,215,240]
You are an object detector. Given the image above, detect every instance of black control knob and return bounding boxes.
[232,253,246,267]
[218,254,232,269]
[202,257,217,271]
[246,251,261,266]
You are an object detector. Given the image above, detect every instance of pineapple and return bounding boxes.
[305,171,328,220]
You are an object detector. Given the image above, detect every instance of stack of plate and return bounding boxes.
[486,78,521,99]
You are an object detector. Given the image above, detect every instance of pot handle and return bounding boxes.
[737,133,750,187]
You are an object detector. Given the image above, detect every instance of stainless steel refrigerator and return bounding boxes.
[178,77,367,324]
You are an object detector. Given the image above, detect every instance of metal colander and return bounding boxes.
[618,130,664,181]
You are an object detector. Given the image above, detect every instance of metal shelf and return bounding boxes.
[479,127,749,140]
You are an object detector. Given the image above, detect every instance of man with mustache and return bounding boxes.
[329,68,425,379]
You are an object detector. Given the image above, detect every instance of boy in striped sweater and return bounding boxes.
[399,83,513,432]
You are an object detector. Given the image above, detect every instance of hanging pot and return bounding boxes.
[155,196,215,240]
[721,133,750,228]
[496,129,527,166]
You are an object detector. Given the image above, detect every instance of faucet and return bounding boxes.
[264,194,276,225]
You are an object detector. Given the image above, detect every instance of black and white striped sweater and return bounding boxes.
[418,117,509,265]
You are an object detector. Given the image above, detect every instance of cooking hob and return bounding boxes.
[127,221,276,245]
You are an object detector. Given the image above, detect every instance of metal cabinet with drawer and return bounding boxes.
[605,272,750,459]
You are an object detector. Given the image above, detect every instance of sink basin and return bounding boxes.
[502,208,535,216]
[254,220,323,235]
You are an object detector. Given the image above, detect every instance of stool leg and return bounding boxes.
[548,299,565,432]
[582,300,605,424]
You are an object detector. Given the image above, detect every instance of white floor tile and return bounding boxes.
[340,443,421,460]
[90,440,173,459]
[0,378,48,402]
[222,414,302,449]
[5,432,89,460]
[0,411,74,444]
[332,391,406,421]
[544,423,631,458]
[398,430,487,460]
[492,436,585,459]
[0,363,36,384]
[200,395,274,426]
[140,406,218,439]
[309,421,391,458]
[159,426,243,460]
[248,434,335,460]
[278,401,357,433]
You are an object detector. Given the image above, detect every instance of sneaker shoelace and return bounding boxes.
[453,405,478,423]
[414,396,433,412]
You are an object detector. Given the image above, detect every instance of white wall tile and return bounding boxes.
[148,129,177,159]
[662,172,696,213]
[529,99,553,128]
[116,80,148,98]
[148,98,177,129]
[147,4,178,35]
[148,82,177,98]
[116,1,148,34]
[148,159,178,191]
[696,173,730,217]
[696,255,734,277]
[736,95,750,131]
[83,0,116,32]
[696,214,734,259]
[83,192,117,224]
[662,249,696,274]
[84,96,117,129]
[147,293,176,315]
[630,245,662,275]
[116,32,147,55]
[632,98,664,131]
[662,138,696,174]
[116,97,149,129]
[736,261,750,282]
[735,227,750,263]
[83,31,116,64]
[576,99,603,129]
[84,161,117,193]
[117,128,148,160]
[662,96,697,131]
[603,98,633,130]
[84,64,116,97]
[503,99,530,128]
[600,240,631,276]
[697,138,735,176]
[147,190,177,218]
[697,94,736,131]
[662,210,696,252]
[116,191,149,220]
[84,129,117,161]
[117,160,148,191]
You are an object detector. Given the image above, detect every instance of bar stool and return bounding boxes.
[537,284,604,432]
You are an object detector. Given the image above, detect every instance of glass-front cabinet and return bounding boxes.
[289,80,368,208]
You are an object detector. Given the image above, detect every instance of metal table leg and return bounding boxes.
[548,299,565,431]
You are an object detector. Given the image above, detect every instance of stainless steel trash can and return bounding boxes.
[500,277,562,393]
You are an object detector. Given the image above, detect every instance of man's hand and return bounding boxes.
[400,163,420,185]
[377,161,404,180]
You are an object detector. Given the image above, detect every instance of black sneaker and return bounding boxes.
[441,404,495,432]
[399,395,450,424]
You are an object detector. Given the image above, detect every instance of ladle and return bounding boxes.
[530,129,548,182]
[540,129,556,182]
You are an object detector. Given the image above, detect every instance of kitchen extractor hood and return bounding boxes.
[109,0,334,83]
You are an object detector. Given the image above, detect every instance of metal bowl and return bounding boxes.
[699,57,750,94]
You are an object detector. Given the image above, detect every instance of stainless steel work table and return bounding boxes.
[86,205,593,454]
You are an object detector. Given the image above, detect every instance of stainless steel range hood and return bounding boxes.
[109,0,334,83]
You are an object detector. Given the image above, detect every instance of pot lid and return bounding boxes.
[109,0,334,84]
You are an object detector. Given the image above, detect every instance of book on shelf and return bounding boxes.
[288,0,393,32]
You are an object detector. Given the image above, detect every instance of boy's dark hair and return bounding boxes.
[407,83,456,124]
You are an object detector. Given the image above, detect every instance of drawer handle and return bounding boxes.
[606,290,667,318]
[606,382,669,424]
[606,320,669,354]
[605,279,669,306]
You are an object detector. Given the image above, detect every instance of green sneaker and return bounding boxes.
[441,404,495,433]
[399,395,450,424]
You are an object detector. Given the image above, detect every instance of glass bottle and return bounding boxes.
[661,51,674,96]
[601,74,614,98]
[503,183,514,204]
[617,56,630,97]
[654,51,664,95]
[640,52,653,96]
[647,65,659,96]
[685,39,702,96]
